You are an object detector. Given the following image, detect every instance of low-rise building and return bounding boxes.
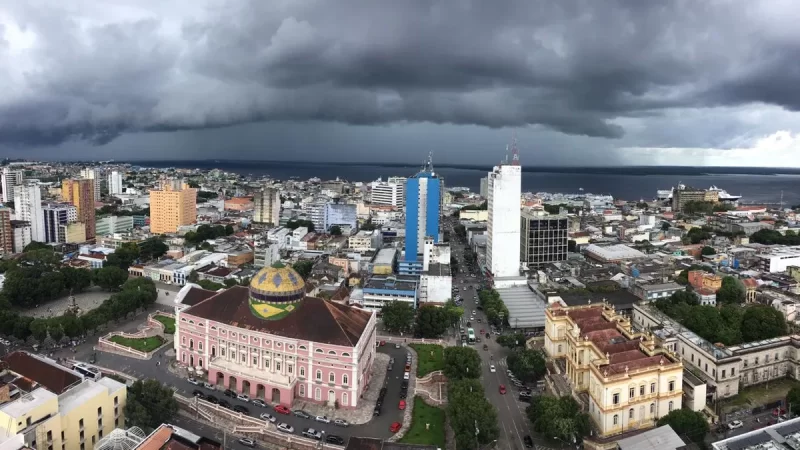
[348,230,383,252]
[712,416,800,450]
[95,215,134,236]
[688,270,722,291]
[584,244,646,263]
[756,247,800,273]
[362,276,418,310]
[629,282,685,302]
[371,248,397,275]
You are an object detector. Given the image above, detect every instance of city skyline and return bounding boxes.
[3,1,800,166]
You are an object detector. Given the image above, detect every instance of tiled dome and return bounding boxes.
[249,262,306,320]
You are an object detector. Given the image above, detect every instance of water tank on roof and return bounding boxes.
[631,268,640,278]
[733,259,740,269]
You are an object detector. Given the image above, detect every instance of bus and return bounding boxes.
[467,328,476,344]
[72,363,102,380]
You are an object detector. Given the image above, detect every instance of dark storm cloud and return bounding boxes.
[0,0,797,147]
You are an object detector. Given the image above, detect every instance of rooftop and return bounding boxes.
[712,416,800,450]
[585,244,647,261]
[498,286,547,328]
[0,387,56,419]
[374,248,397,266]
[2,352,82,394]
[183,286,373,347]
[363,276,418,293]
[617,425,685,450]
[424,263,450,277]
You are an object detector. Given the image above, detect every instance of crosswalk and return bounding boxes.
[486,358,508,368]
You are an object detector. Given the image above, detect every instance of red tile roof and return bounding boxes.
[2,352,81,394]
[183,286,372,346]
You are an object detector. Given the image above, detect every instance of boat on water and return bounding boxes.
[656,185,741,202]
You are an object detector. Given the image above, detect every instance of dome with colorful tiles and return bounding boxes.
[249,262,306,320]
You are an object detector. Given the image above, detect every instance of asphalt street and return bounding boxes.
[59,332,409,448]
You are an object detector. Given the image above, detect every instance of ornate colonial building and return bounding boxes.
[544,303,683,438]
[174,263,377,409]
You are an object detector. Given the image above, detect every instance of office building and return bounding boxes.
[149,180,197,234]
[13,184,45,242]
[253,187,281,225]
[1,168,24,203]
[486,142,522,278]
[43,204,78,243]
[671,184,718,212]
[479,176,488,198]
[96,215,135,236]
[11,221,31,253]
[60,222,87,244]
[323,203,357,232]
[756,247,800,273]
[0,208,13,254]
[175,263,377,408]
[520,209,569,268]
[108,170,124,195]
[80,167,102,200]
[62,179,96,239]
[400,156,441,276]
[544,303,683,438]
[0,351,127,450]
[370,177,405,208]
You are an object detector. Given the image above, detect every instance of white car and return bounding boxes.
[403,372,410,380]
[237,393,250,402]
[202,382,215,390]
[490,365,496,373]
[187,377,199,385]
[315,415,331,424]
[395,343,401,349]
[277,423,294,433]
[728,420,743,430]
[260,412,276,423]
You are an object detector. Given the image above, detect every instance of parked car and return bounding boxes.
[260,412,276,422]
[206,396,219,404]
[294,410,311,419]
[374,405,382,416]
[302,428,322,440]
[399,400,406,410]
[187,377,199,385]
[237,393,250,402]
[399,390,407,399]
[403,372,410,380]
[238,437,256,448]
[395,343,401,349]
[251,399,267,408]
[326,435,346,445]
[390,422,402,433]
[275,405,291,415]
[729,420,744,430]
[219,400,232,409]
[232,405,249,415]
[277,423,294,433]
[192,390,204,398]
[315,415,331,424]
[499,385,506,395]
[380,340,386,346]
[519,392,532,403]
[202,382,215,390]
[524,435,534,448]
[483,344,489,351]
[333,419,350,427]
[223,389,236,398]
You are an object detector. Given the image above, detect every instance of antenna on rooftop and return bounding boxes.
[511,133,520,166]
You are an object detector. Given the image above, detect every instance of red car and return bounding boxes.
[275,405,291,415]
[399,400,406,410]
[499,385,506,395]
[390,422,402,433]
[380,340,386,347]
[480,329,484,334]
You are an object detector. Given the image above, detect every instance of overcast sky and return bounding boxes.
[2,0,800,166]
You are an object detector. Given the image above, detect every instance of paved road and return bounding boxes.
[60,335,409,446]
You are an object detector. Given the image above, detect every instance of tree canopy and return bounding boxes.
[478,289,509,327]
[94,266,129,291]
[751,229,800,245]
[657,409,709,444]
[527,396,590,443]
[183,224,234,244]
[787,387,800,416]
[139,237,168,261]
[701,246,717,256]
[291,260,314,279]
[507,349,547,383]
[497,332,528,349]
[741,306,787,342]
[125,379,179,432]
[448,379,499,450]
[443,346,481,380]
[285,219,315,232]
[329,225,342,235]
[415,304,450,338]
[716,276,745,305]
[381,301,415,334]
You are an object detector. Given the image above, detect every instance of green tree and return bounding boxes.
[507,349,547,383]
[292,260,314,279]
[124,379,179,432]
[443,346,482,380]
[527,396,590,443]
[48,323,65,342]
[717,276,746,305]
[497,332,527,348]
[23,241,51,252]
[29,318,48,341]
[329,225,342,236]
[701,246,717,256]
[443,299,464,330]
[187,270,199,283]
[121,277,159,307]
[139,237,168,261]
[60,313,85,338]
[61,266,92,293]
[415,304,450,338]
[788,387,800,416]
[741,306,787,342]
[286,219,315,232]
[657,409,709,444]
[224,224,235,236]
[94,266,129,291]
[448,379,499,450]
[224,278,238,287]
[106,242,140,270]
[196,279,224,291]
[381,301,415,334]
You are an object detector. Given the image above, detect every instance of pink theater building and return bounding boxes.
[173,262,377,409]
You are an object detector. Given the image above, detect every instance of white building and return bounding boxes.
[479,176,488,198]
[108,170,124,195]
[756,247,800,273]
[96,215,135,236]
[13,184,44,242]
[348,229,382,252]
[486,154,521,278]
[370,178,405,208]
[1,168,24,203]
[42,203,78,243]
[419,239,452,305]
[12,221,31,253]
[253,187,280,225]
[253,242,280,268]
[80,167,102,200]
[324,203,357,231]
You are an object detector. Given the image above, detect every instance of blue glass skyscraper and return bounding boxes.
[399,157,441,276]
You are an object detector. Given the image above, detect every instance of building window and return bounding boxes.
[668,381,675,392]
[613,414,618,425]
[343,374,349,385]
[182,336,186,344]
[668,401,674,412]
[731,367,735,376]
[650,403,655,414]
[343,392,349,406]
[288,364,293,374]
[198,342,203,351]
[557,344,562,353]
[276,362,282,371]
[315,388,321,400]
[300,367,306,377]
[221,347,226,357]
[276,342,282,348]
[650,383,656,393]
[629,408,634,419]
[329,372,335,383]
[328,350,336,355]
[299,345,307,350]
[189,339,194,349]
[299,385,305,397]
[629,388,635,399]
[316,349,323,353]
[342,352,350,357]
[265,360,270,369]
[639,385,645,396]
[241,354,246,362]
[612,393,620,405]
[316,370,322,380]
[253,356,258,365]
[722,369,726,378]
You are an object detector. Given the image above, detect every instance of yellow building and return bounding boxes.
[458,209,488,221]
[149,180,197,234]
[544,304,683,438]
[62,179,96,239]
[61,222,87,244]
[0,352,126,450]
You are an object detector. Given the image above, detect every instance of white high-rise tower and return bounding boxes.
[108,171,124,195]
[13,184,45,242]
[486,138,522,279]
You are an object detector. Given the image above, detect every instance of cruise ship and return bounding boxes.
[656,185,741,202]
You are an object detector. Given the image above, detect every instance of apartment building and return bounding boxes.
[0,352,126,450]
[149,180,197,234]
[1,168,25,203]
[79,167,102,201]
[253,187,280,225]
[0,208,12,254]
[370,177,405,208]
[62,179,96,239]
[520,209,569,268]
[348,229,382,252]
[13,184,44,243]
[43,204,78,243]
[95,216,134,237]
[544,303,683,437]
